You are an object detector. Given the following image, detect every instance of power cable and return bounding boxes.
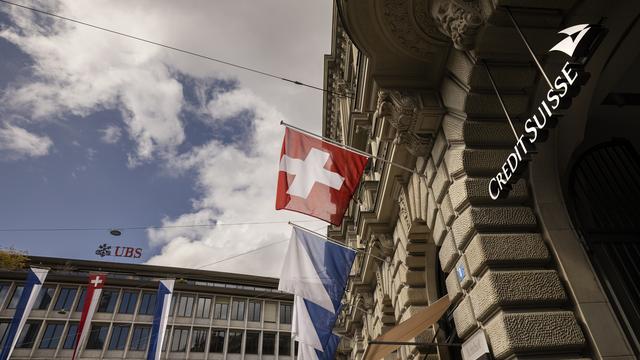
[0,0,353,99]
[0,219,323,233]
[195,239,288,270]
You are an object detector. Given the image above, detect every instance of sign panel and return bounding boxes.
[95,243,143,259]
[461,329,490,360]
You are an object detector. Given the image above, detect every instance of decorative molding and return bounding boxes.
[430,0,485,50]
[373,89,443,156]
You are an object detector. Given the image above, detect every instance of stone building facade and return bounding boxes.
[323,1,640,359]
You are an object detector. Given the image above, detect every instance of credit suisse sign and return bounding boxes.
[489,24,605,199]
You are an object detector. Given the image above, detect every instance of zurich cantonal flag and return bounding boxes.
[279,227,356,357]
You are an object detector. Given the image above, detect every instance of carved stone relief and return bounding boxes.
[430,0,486,50]
[373,89,442,156]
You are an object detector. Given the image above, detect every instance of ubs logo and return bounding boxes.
[95,243,143,259]
[489,23,605,200]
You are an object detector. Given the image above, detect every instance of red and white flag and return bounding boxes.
[276,127,369,226]
[72,274,106,360]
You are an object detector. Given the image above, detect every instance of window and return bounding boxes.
[209,329,225,353]
[170,328,189,352]
[108,324,130,350]
[138,292,156,315]
[53,287,77,311]
[97,289,118,313]
[129,325,151,351]
[263,332,276,355]
[227,330,243,354]
[248,300,262,322]
[280,303,292,324]
[264,302,277,323]
[35,286,56,310]
[245,331,260,355]
[195,297,211,318]
[213,297,229,320]
[190,328,207,352]
[0,321,10,349]
[118,291,138,314]
[75,288,86,311]
[8,286,24,309]
[176,295,195,317]
[39,322,64,349]
[16,321,41,348]
[230,299,246,321]
[279,333,291,356]
[0,283,10,307]
[62,323,77,349]
[86,323,109,350]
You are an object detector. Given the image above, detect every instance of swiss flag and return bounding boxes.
[276,127,369,226]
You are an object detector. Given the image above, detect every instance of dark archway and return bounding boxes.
[569,139,640,356]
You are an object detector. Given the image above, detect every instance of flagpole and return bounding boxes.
[288,222,389,263]
[280,121,427,179]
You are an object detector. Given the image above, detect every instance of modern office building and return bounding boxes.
[0,256,295,359]
[323,0,640,359]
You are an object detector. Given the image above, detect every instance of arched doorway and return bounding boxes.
[568,139,640,355]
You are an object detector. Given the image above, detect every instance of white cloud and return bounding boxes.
[0,123,52,159]
[0,0,331,276]
[99,125,122,144]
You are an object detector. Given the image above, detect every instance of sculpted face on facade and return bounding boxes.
[430,0,486,50]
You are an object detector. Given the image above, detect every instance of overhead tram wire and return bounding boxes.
[0,0,353,99]
[0,219,324,233]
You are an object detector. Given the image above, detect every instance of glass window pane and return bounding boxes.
[170,328,189,352]
[280,303,292,324]
[213,297,229,320]
[248,301,262,322]
[118,291,138,314]
[86,324,109,350]
[35,286,56,310]
[263,332,276,355]
[129,325,151,351]
[75,288,86,312]
[97,289,118,313]
[0,283,11,307]
[62,323,78,349]
[177,295,195,317]
[279,333,291,356]
[138,292,156,315]
[245,331,259,354]
[227,330,243,354]
[8,286,24,309]
[264,302,277,323]
[0,321,10,349]
[39,323,64,349]
[209,329,225,353]
[53,287,77,311]
[108,324,130,350]
[230,299,246,321]
[195,297,211,318]
[190,328,207,352]
[16,321,41,349]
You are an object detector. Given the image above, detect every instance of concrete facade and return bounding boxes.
[324,1,640,359]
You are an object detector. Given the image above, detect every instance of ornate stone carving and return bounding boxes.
[431,0,485,50]
[373,89,442,156]
[371,233,395,257]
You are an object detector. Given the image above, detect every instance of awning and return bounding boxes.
[363,295,451,360]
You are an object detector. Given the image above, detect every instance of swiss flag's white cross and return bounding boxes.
[90,277,103,287]
[279,148,344,199]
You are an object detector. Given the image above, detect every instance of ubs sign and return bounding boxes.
[489,24,605,200]
[95,243,143,259]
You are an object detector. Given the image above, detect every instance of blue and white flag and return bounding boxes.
[147,279,174,360]
[0,267,48,360]
[279,227,356,358]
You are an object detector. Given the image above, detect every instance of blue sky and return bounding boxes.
[0,1,330,276]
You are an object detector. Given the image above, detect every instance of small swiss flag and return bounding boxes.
[276,127,369,226]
